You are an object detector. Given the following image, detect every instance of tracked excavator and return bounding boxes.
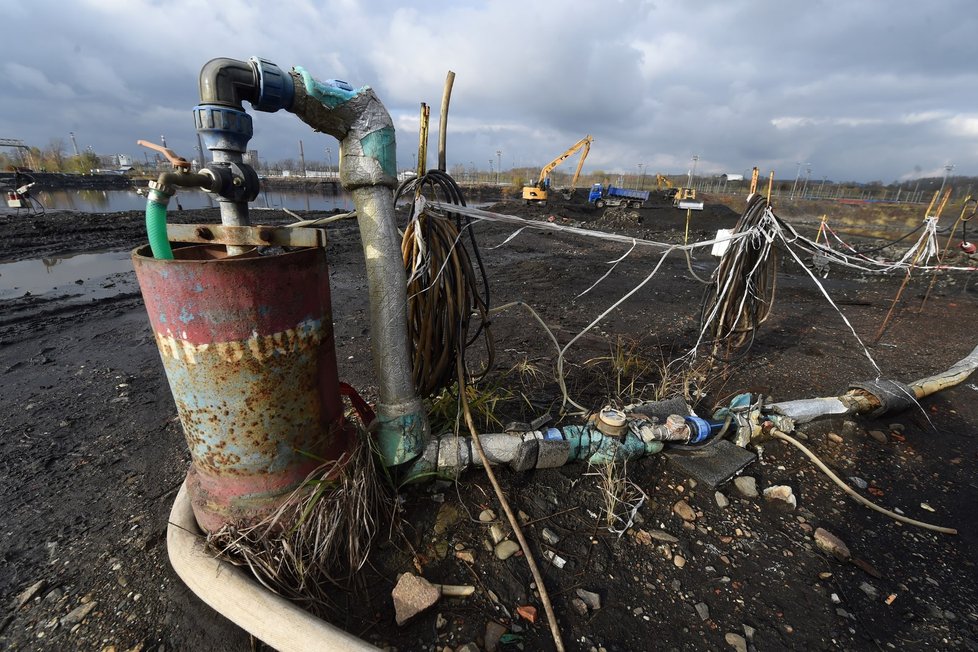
[522,135,592,203]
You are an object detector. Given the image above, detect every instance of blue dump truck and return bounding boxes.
[587,184,650,209]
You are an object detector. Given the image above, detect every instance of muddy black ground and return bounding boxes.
[1,192,977,651]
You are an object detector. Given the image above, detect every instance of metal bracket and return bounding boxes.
[165,224,327,248]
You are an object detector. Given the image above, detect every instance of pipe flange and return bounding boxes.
[848,379,917,419]
[203,162,260,203]
[249,57,294,112]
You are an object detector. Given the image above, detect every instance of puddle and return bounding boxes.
[0,250,135,301]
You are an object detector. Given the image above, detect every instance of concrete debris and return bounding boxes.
[542,550,567,569]
[814,528,851,562]
[733,476,758,498]
[60,601,96,628]
[763,485,797,509]
[485,621,507,652]
[541,527,561,545]
[576,588,601,610]
[392,573,441,626]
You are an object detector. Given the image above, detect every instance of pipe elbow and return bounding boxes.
[199,58,259,109]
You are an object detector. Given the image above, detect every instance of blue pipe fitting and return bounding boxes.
[249,57,294,112]
[193,105,253,154]
[684,415,724,444]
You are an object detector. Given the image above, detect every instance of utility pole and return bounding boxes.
[325,147,332,177]
[299,139,306,177]
[160,134,167,148]
[488,159,494,184]
[496,150,501,184]
[69,132,80,157]
[801,165,812,198]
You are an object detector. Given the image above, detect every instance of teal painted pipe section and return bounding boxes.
[295,66,357,108]
[146,189,174,260]
[377,411,427,468]
[360,127,396,179]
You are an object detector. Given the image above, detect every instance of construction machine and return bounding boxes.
[522,135,592,203]
[655,174,674,193]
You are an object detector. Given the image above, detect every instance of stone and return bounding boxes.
[714,492,729,508]
[695,602,710,621]
[674,555,686,569]
[576,589,601,610]
[60,601,96,628]
[436,613,447,629]
[433,503,461,535]
[848,476,868,490]
[724,632,748,652]
[494,540,520,560]
[571,598,589,616]
[489,523,508,544]
[673,500,696,521]
[392,573,441,626]
[478,509,496,523]
[868,430,888,443]
[733,476,758,498]
[841,420,860,437]
[455,550,475,564]
[814,528,851,561]
[15,579,47,609]
[859,582,878,598]
[742,624,756,641]
[650,530,679,544]
[541,528,560,545]
[457,644,480,652]
[889,423,905,433]
[827,432,843,444]
[763,485,797,509]
[633,529,653,545]
[516,605,537,623]
[485,621,507,652]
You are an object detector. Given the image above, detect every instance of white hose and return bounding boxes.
[167,482,379,652]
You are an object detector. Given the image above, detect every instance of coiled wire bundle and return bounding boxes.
[395,169,493,397]
[699,193,778,361]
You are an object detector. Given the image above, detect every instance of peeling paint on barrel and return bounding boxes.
[132,243,348,532]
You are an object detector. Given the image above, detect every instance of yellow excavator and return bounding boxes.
[522,135,592,203]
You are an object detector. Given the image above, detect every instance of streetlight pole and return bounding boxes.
[687,154,699,189]
[800,165,812,199]
[488,160,493,184]
[790,162,802,199]
[938,161,954,198]
[496,150,501,184]
[325,147,332,177]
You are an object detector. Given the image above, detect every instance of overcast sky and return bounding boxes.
[3,0,976,183]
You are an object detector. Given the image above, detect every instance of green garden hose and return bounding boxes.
[146,189,174,260]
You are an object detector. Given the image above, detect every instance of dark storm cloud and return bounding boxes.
[3,0,976,182]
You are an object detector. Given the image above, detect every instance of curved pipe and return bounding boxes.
[287,67,427,466]
[199,58,259,109]
[167,482,379,652]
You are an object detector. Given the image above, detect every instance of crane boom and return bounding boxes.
[523,135,592,203]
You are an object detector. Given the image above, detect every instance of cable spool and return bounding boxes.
[396,170,493,397]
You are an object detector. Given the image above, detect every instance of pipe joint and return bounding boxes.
[203,162,260,203]
[249,56,295,112]
[199,57,260,109]
[193,105,254,154]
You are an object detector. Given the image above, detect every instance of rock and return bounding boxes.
[60,601,96,628]
[674,555,686,569]
[814,528,851,561]
[848,476,868,489]
[827,432,843,444]
[455,550,475,564]
[392,573,441,626]
[434,504,461,535]
[457,644,480,652]
[859,582,878,598]
[695,601,710,621]
[15,579,47,609]
[841,420,860,437]
[494,540,520,560]
[868,429,888,443]
[633,529,653,545]
[570,597,589,616]
[516,604,537,623]
[742,624,756,641]
[436,613,447,629]
[763,485,797,509]
[576,589,601,610]
[649,530,679,544]
[714,492,729,508]
[489,523,508,544]
[733,476,758,498]
[724,632,748,652]
[889,423,905,433]
[541,528,560,545]
[673,499,696,522]
[478,509,496,523]
[485,621,507,652]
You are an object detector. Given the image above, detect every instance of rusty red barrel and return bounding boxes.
[132,242,348,533]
